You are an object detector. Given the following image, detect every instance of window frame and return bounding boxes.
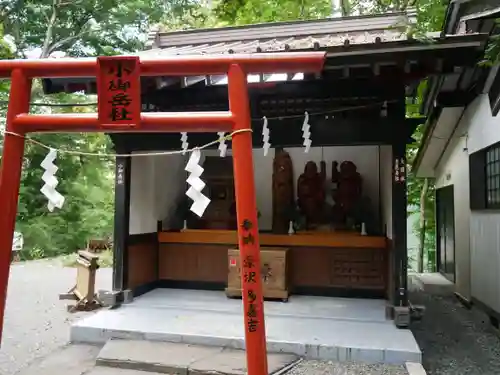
[485,143,500,209]
[470,141,500,210]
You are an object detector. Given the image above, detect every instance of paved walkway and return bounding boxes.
[0,260,111,375]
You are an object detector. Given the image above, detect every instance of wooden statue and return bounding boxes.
[201,157,236,229]
[330,160,343,227]
[337,160,362,217]
[331,160,340,202]
[297,161,326,228]
[272,148,294,233]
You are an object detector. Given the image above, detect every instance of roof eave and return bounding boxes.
[412,106,442,174]
[148,10,418,49]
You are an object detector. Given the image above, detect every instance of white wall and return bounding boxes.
[435,94,500,304]
[153,153,187,229]
[464,95,500,311]
[129,153,187,234]
[203,145,381,231]
[129,154,156,235]
[467,95,500,154]
[434,104,470,299]
[130,145,385,234]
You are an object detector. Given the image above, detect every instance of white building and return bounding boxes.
[414,1,500,325]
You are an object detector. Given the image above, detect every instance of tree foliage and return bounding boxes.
[213,0,332,25]
[0,0,201,57]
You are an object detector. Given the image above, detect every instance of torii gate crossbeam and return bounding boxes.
[0,52,325,375]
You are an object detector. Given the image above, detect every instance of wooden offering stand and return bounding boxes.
[59,250,103,312]
[225,248,290,302]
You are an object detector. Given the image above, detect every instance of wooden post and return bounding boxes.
[392,140,409,328]
[228,63,269,375]
[112,149,131,292]
[0,69,31,342]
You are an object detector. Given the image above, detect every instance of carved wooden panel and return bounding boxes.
[330,248,386,289]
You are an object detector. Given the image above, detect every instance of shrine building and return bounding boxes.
[46,9,489,363]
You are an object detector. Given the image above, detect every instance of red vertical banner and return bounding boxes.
[97,56,141,128]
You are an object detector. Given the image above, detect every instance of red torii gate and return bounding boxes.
[0,53,325,375]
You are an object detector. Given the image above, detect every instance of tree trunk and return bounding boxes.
[418,178,429,273]
[40,0,58,59]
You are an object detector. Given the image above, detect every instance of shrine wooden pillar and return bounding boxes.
[112,146,131,292]
[391,137,409,326]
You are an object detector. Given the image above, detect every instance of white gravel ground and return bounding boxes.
[410,291,500,375]
[287,360,408,375]
[0,260,111,375]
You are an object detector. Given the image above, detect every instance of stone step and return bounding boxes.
[71,304,421,364]
[96,339,298,375]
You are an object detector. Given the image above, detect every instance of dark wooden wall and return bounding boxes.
[158,243,389,298]
[128,233,158,291]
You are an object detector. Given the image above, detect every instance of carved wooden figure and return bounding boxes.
[272,148,294,233]
[297,161,326,228]
[337,161,362,216]
[202,157,237,229]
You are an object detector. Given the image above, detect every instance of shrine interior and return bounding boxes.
[156,145,393,236]
[123,134,396,301]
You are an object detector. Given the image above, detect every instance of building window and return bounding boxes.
[486,145,500,207]
[469,142,500,210]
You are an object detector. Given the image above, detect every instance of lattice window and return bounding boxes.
[486,144,500,207]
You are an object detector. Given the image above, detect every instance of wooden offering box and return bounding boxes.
[225,248,289,301]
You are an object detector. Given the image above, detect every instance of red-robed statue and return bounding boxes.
[297,161,326,228]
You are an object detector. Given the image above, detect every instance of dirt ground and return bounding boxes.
[0,260,111,375]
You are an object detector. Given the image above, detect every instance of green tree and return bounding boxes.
[213,0,332,25]
[0,0,197,57]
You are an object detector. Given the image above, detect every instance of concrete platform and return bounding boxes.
[96,339,297,375]
[71,289,421,365]
[409,273,454,295]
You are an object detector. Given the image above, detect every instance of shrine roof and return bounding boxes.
[42,9,489,96]
[142,11,418,55]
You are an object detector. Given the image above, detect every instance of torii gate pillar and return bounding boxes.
[0,53,325,375]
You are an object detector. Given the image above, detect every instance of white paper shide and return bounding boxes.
[40,148,65,212]
[302,111,312,153]
[185,149,211,217]
[180,132,189,155]
[262,116,271,156]
[217,132,227,157]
